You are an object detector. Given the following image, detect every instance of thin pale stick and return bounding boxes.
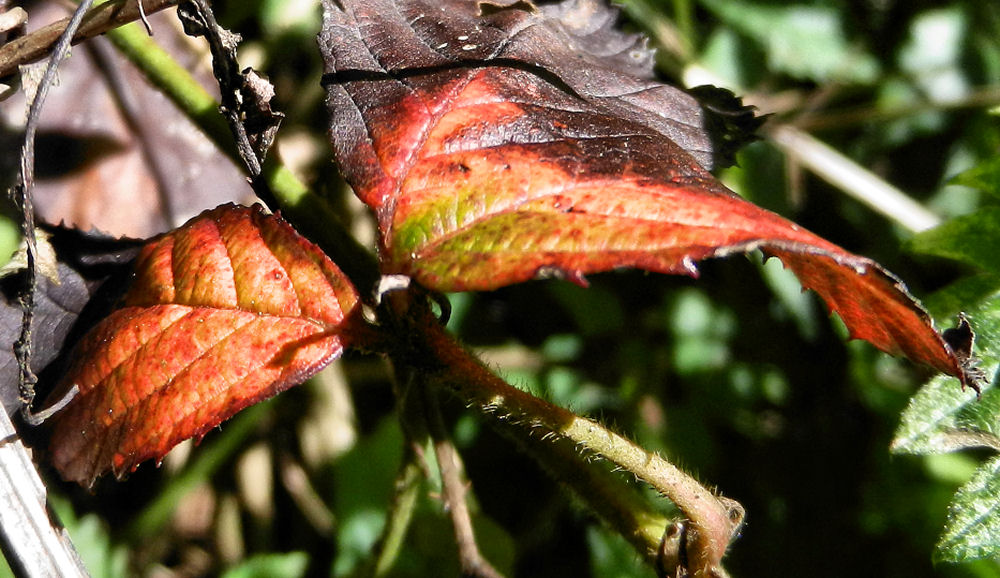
[768,124,942,233]
[0,398,86,576]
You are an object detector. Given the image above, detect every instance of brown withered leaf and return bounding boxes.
[0,227,141,416]
[0,5,250,238]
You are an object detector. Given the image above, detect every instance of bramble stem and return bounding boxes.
[397,301,741,577]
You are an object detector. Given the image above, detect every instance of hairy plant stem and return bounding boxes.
[104,20,380,294]
[391,298,741,577]
[390,347,505,578]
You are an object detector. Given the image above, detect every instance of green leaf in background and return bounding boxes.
[697,27,756,88]
[876,8,972,148]
[908,148,1000,274]
[951,157,1000,201]
[331,416,404,577]
[0,213,20,269]
[220,552,309,578]
[893,291,1000,561]
[260,0,318,37]
[48,496,128,578]
[924,274,1000,322]
[899,8,969,105]
[891,373,1000,456]
[908,208,1000,276]
[937,455,1000,562]
[697,0,879,83]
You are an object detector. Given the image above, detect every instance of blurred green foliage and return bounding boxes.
[27,0,1000,576]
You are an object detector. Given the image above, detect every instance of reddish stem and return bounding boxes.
[395,300,741,576]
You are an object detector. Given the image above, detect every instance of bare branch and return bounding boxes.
[0,0,178,78]
[174,0,283,209]
[13,0,97,423]
[424,387,505,578]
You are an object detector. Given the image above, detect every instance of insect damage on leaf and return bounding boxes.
[318,0,977,387]
[687,84,766,169]
[45,204,361,487]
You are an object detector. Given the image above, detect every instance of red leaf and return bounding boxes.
[319,0,974,385]
[48,204,360,486]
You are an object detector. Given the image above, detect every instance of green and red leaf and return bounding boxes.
[319,0,975,385]
[48,204,361,487]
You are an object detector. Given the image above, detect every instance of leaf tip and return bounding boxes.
[943,313,988,397]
